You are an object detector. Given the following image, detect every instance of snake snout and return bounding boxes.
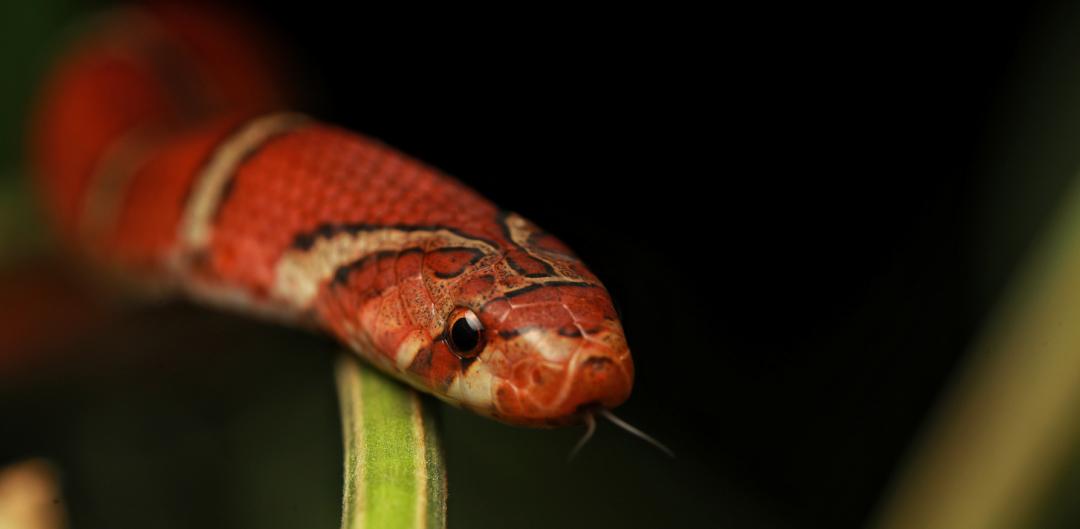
[582,355,614,372]
[562,345,633,416]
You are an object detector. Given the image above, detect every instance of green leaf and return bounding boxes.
[335,354,447,529]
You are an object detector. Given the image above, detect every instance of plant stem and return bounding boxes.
[335,354,447,529]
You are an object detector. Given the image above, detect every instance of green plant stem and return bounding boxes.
[335,354,446,529]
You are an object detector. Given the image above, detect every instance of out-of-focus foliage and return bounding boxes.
[0,174,45,262]
[874,4,1080,529]
[0,0,78,260]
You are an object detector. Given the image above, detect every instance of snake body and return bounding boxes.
[30,5,632,426]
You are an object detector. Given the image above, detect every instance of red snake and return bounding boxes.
[30,4,632,427]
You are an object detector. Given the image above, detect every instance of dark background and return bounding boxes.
[5,1,1080,528]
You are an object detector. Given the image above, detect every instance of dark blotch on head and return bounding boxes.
[558,324,583,338]
[503,281,598,299]
[426,247,486,279]
[582,356,614,371]
[505,249,555,278]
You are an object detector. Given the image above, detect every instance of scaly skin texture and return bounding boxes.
[30,4,632,426]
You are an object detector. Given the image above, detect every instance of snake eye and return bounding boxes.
[448,308,484,358]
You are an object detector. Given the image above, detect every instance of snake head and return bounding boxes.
[317,212,633,427]
[418,213,634,426]
[469,279,634,426]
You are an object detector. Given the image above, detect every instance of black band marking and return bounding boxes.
[331,249,400,286]
[497,211,556,278]
[502,281,599,299]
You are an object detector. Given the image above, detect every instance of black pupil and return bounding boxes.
[450,315,481,354]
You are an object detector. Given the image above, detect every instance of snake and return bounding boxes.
[29,4,633,428]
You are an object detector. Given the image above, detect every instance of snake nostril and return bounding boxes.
[582,356,614,372]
